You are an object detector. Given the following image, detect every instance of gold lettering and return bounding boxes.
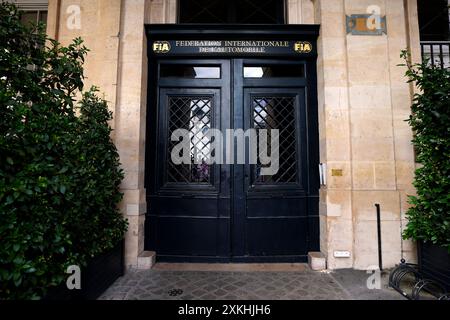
[153,41,171,53]
[294,41,312,53]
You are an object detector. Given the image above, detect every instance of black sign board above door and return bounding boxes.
[151,39,315,56]
[146,24,320,58]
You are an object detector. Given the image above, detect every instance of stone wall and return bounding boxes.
[46,0,420,270]
[311,0,419,269]
[47,0,121,123]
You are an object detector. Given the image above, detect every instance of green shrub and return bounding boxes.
[401,51,450,252]
[0,3,127,299]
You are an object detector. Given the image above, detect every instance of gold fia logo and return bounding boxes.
[294,41,312,54]
[153,41,171,54]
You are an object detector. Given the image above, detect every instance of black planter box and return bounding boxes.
[418,241,450,291]
[45,240,124,300]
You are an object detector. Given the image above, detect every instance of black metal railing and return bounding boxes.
[421,41,450,68]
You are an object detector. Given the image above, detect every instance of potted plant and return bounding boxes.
[0,3,127,300]
[401,51,450,291]
[43,89,128,300]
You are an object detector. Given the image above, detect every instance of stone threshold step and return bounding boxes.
[152,263,310,272]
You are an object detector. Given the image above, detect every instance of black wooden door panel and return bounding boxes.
[150,216,229,256]
[236,88,309,258]
[146,60,232,260]
[245,197,308,218]
[146,58,318,262]
[246,219,308,256]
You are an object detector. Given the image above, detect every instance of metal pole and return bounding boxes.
[375,203,383,271]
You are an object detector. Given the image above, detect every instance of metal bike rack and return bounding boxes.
[389,259,450,300]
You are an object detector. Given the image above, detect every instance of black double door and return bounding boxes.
[145,58,319,262]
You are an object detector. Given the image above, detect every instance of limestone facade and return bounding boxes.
[45,0,420,270]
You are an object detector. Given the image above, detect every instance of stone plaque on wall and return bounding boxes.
[346,14,387,35]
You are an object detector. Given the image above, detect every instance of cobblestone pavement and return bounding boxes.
[100,269,349,300]
[99,267,403,300]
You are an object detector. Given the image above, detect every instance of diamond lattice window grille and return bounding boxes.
[253,96,297,184]
[167,96,213,184]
